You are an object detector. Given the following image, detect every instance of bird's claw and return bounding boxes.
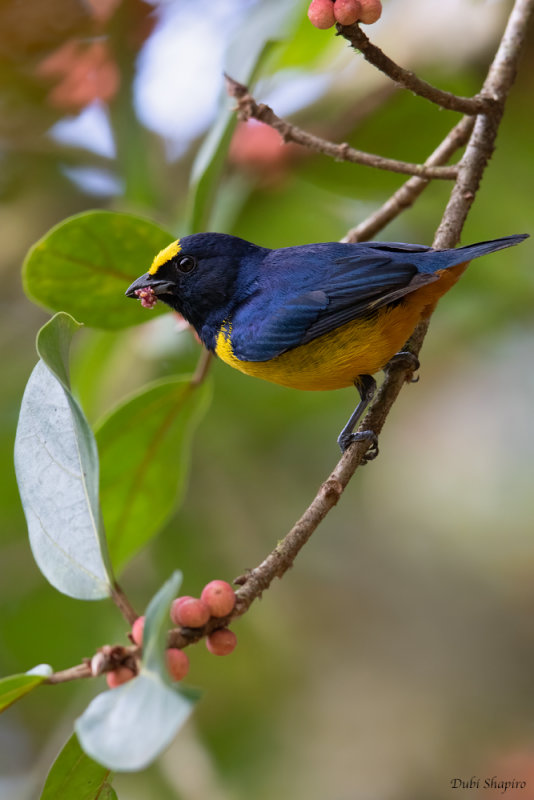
[337,429,379,463]
[387,350,420,383]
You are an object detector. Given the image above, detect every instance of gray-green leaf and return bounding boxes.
[76,572,195,771]
[14,313,113,599]
[141,570,182,676]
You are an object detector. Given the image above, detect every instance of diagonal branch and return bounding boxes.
[337,22,497,115]
[343,115,475,243]
[225,75,458,180]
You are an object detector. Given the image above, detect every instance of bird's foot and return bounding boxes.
[387,350,420,383]
[337,429,379,463]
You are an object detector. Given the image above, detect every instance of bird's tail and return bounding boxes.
[422,233,528,271]
[451,233,529,260]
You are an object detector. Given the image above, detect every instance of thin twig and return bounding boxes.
[343,115,475,243]
[225,75,458,180]
[337,22,497,115]
[111,581,138,626]
[191,348,213,386]
[46,663,92,684]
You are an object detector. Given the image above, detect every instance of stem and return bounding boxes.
[191,348,213,386]
[111,581,138,626]
[46,663,92,684]
[337,23,496,115]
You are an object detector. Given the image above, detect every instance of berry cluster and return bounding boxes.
[106,580,237,688]
[134,286,158,309]
[308,0,382,29]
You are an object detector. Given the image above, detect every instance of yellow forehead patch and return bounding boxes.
[149,239,181,275]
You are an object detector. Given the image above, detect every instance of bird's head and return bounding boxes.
[126,232,266,341]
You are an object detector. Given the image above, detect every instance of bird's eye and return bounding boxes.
[177,255,197,273]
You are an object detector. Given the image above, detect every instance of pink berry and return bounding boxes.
[131,615,145,646]
[166,648,190,681]
[359,0,381,24]
[170,596,193,624]
[307,0,336,29]
[170,596,210,628]
[200,580,236,618]
[106,666,135,688]
[135,287,158,309]
[333,0,361,25]
[206,629,237,656]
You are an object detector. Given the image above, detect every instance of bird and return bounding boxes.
[126,232,527,454]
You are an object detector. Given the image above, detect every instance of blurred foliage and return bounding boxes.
[1,0,534,798]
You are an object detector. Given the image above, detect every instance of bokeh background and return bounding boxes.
[1,0,533,798]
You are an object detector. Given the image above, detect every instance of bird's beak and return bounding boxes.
[125,273,175,298]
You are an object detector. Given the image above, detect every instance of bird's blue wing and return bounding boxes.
[231,250,438,362]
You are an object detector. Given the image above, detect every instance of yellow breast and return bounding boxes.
[213,263,468,391]
[214,302,424,391]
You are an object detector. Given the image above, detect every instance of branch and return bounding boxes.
[46,644,139,685]
[337,22,497,115]
[46,663,92,684]
[343,115,475,243]
[225,75,458,180]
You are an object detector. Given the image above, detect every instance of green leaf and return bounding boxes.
[76,573,195,771]
[22,210,174,330]
[187,104,238,234]
[98,786,118,800]
[14,313,114,599]
[0,671,50,713]
[41,734,114,800]
[96,376,211,571]
[188,0,301,232]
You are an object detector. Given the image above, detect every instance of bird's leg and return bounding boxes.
[387,350,420,383]
[337,374,378,460]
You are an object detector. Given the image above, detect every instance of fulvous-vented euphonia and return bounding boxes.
[126,233,527,453]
